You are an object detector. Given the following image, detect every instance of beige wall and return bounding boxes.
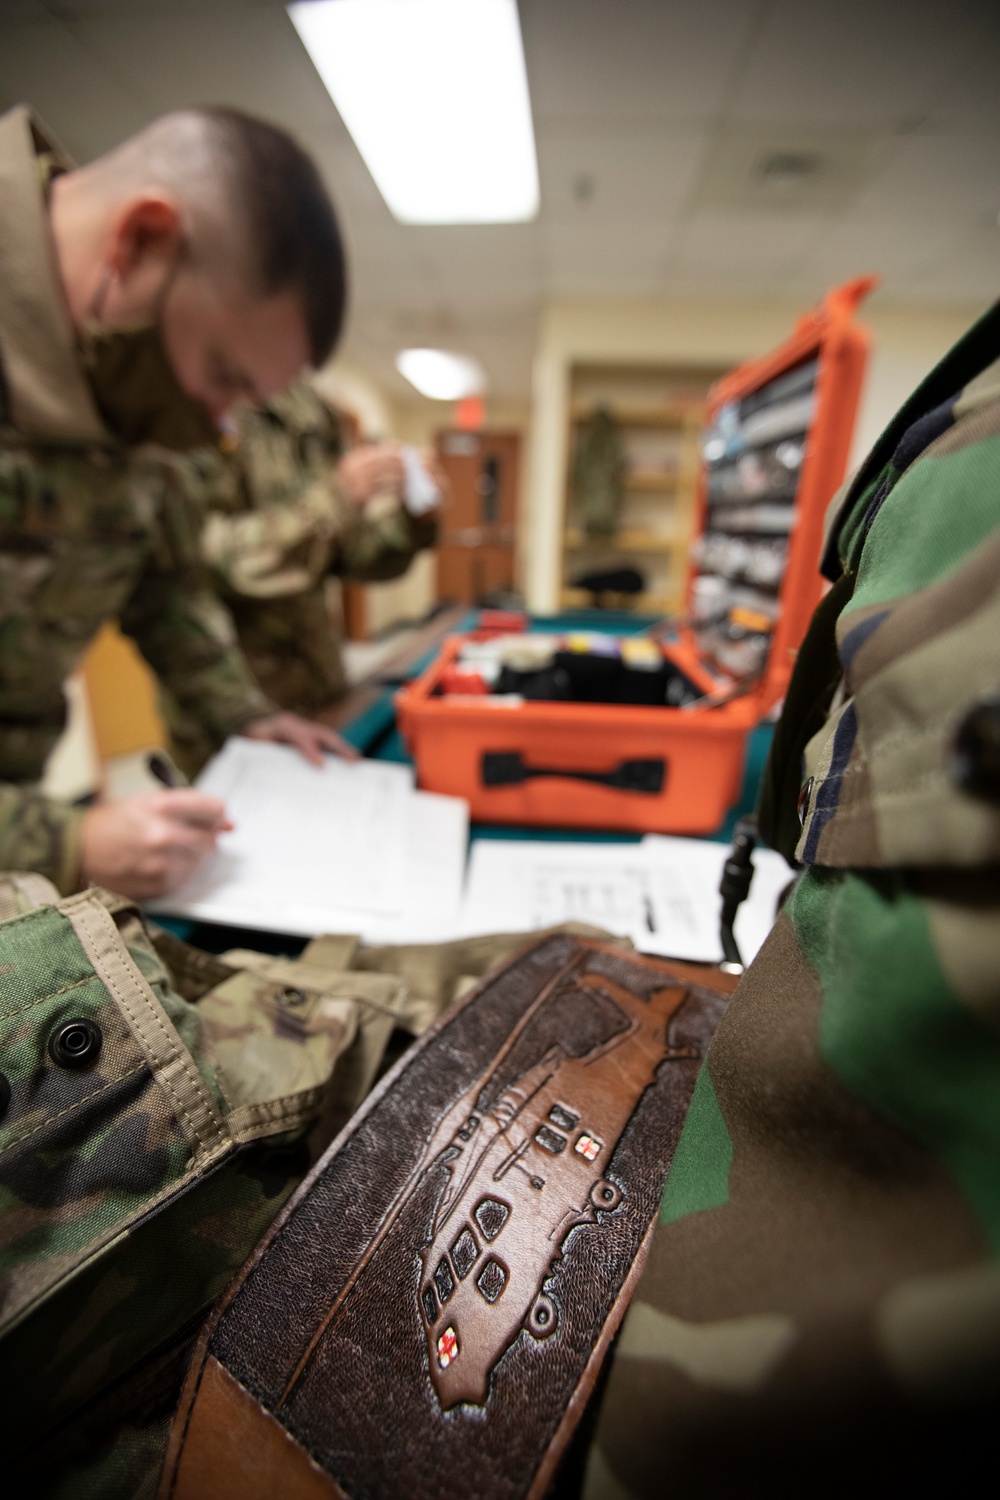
[389,397,532,449]
[312,357,396,442]
[524,293,990,612]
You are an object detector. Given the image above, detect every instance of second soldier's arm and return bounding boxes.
[121,450,357,772]
[199,456,437,595]
[119,450,277,751]
[332,486,439,585]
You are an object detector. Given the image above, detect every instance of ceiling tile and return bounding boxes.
[666,209,827,285]
[521,0,761,123]
[0,12,148,158]
[848,129,1000,221]
[540,220,676,297]
[72,4,334,131]
[905,225,1000,301]
[730,0,988,128]
[538,123,709,226]
[797,214,972,294]
[932,10,1000,128]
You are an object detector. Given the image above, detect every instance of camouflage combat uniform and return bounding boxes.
[163,381,437,771]
[584,304,1000,1494]
[0,104,274,891]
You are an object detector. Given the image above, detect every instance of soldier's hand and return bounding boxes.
[80,791,233,899]
[336,444,405,506]
[242,712,361,768]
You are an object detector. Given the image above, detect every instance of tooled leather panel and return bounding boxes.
[186,937,733,1499]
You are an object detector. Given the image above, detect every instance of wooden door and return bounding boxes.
[434,429,520,604]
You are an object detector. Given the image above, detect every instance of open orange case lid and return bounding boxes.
[667,274,876,719]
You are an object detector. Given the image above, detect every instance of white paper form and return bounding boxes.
[150,739,415,935]
[459,835,791,964]
[170,787,471,944]
[347,789,469,945]
[640,835,791,965]
[460,843,650,936]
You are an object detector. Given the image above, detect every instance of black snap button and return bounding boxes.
[950,695,1000,804]
[49,1017,103,1069]
[276,986,308,1009]
[797,776,815,827]
[0,1073,10,1120]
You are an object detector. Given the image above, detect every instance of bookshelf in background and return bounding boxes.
[560,361,724,617]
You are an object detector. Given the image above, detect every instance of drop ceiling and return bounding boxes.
[0,0,997,406]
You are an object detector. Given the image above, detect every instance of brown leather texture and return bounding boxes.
[161,935,736,1500]
[166,1356,344,1500]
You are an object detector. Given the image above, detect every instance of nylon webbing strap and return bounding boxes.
[0,872,60,922]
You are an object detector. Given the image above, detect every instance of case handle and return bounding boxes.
[481,751,665,794]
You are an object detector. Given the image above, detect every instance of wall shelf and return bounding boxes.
[563,370,712,616]
[565,528,682,553]
[624,470,679,492]
[570,402,703,430]
[560,586,678,614]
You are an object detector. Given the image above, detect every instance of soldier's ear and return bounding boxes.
[109,193,184,280]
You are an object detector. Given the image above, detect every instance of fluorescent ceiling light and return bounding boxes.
[396,348,486,400]
[288,0,539,224]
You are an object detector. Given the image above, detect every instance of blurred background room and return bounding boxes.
[2,0,996,795]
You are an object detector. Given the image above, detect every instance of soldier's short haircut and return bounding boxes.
[89,107,346,366]
[196,107,345,367]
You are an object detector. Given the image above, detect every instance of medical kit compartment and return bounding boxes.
[397,279,873,833]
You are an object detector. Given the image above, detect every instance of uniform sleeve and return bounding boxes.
[0,783,85,894]
[201,476,437,595]
[118,451,274,749]
[200,475,345,598]
[332,496,438,584]
[583,860,1000,1498]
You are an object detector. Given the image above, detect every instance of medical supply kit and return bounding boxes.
[397,279,873,834]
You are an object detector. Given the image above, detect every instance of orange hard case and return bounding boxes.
[397,279,874,834]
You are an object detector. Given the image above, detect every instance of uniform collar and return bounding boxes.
[0,104,109,445]
[820,298,1000,582]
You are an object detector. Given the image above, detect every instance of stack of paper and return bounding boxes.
[152,738,790,964]
[458,835,790,966]
[150,739,469,942]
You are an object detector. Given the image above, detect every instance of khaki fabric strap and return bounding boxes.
[0,871,61,922]
[59,890,229,1166]
[226,1086,332,1147]
[220,950,406,1014]
[300,934,360,971]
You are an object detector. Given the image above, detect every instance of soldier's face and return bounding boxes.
[159,269,311,423]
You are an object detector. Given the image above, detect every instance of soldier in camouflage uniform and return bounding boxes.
[0,103,354,900]
[583,302,1000,1494]
[0,95,462,1500]
[164,379,438,772]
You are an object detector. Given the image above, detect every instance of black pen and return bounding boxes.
[146,751,188,789]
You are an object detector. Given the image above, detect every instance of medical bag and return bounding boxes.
[396,279,873,834]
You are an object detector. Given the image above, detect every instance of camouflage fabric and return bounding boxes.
[163,380,437,770]
[584,305,1000,1495]
[0,104,273,890]
[0,875,352,1489]
[0,878,608,1498]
